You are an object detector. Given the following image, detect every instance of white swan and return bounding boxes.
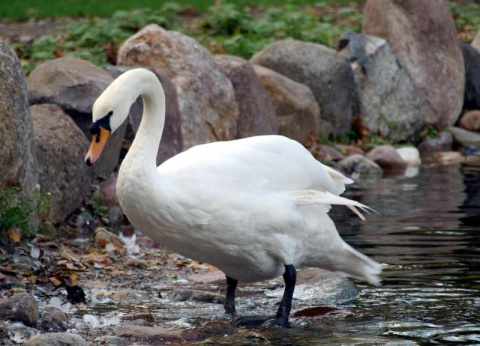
[85,68,382,326]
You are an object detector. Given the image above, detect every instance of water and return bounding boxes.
[292,162,480,345]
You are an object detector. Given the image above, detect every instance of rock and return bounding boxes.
[27,57,125,176]
[461,43,480,110]
[338,32,424,141]
[0,292,39,326]
[96,177,119,208]
[94,227,124,248]
[107,206,124,227]
[459,110,480,132]
[366,145,408,171]
[396,147,421,166]
[166,289,224,304]
[31,104,94,224]
[6,323,39,343]
[362,0,464,130]
[472,30,480,52]
[120,312,155,326]
[251,39,355,136]
[309,145,345,163]
[104,66,183,165]
[339,154,383,177]
[0,43,38,194]
[433,151,464,165]
[38,306,70,332]
[118,24,239,148]
[417,131,453,152]
[214,55,278,138]
[336,144,365,156]
[253,65,322,142]
[23,333,87,346]
[113,325,205,344]
[450,126,480,146]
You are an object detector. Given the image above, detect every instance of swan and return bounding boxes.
[84,68,382,326]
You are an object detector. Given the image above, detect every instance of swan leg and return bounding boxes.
[275,264,296,326]
[224,276,238,314]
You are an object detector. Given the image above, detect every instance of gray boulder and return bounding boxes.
[31,104,94,224]
[461,42,480,111]
[118,24,239,149]
[27,57,124,176]
[104,66,183,165]
[338,32,424,141]
[362,0,465,130]
[472,30,480,52]
[253,65,322,143]
[251,39,355,136]
[0,43,38,193]
[0,292,38,327]
[213,55,278,138]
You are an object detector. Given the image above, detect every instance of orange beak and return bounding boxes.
[85,127,110,166]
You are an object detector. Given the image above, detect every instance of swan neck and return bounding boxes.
[126,78,166,170]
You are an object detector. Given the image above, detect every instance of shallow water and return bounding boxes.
[310,162,480,345]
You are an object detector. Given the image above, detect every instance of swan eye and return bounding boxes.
[89,111,113,141]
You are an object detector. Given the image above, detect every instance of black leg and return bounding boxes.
[224,276,238,314]
[275,264,296,326]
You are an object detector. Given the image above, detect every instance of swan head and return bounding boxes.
[84,70,141,166]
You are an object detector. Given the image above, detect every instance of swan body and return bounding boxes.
[85,68,382,325]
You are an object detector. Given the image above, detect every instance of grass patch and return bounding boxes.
[1,0,361,20]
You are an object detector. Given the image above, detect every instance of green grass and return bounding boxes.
[1,0,361,20]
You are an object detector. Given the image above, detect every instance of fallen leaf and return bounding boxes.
[8,227,22,242]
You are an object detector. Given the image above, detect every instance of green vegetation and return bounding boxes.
[0,0,359,20]
[9,1,480,75]
[0,186,50,244]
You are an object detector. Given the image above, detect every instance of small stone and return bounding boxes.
[23,332,87,346]
[396,147,421,166]
[366,145,408,171]
[338,154,383,177]
[38,306,70,332]
[417,131,453,152]
[450,126,480,146]
[96,177,119,208]
[94,227,124,248]
[459,110,480,132]
[108,206,124,227]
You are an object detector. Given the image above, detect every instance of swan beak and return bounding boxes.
[85,127,110,166]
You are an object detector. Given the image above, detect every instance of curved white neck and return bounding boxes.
[123,73,166,173]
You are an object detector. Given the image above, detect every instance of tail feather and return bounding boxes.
[339,244,383,286]
[288,190,375,221]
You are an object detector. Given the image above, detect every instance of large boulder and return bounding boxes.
[118,24,239,149]
[253,65,322,143]
[0,43,38,193]
[472,30,480,52]
[338,32,424,141]
[460,42,480,111]
[31,104,94,224]
[27,57,124,176]
[104,66,183,165]
[250,39,355,136]
[213,55,278,138]
[362,0,465,130]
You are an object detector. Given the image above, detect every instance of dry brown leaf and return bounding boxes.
[49,277,63,286]
[8,227,22,242]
